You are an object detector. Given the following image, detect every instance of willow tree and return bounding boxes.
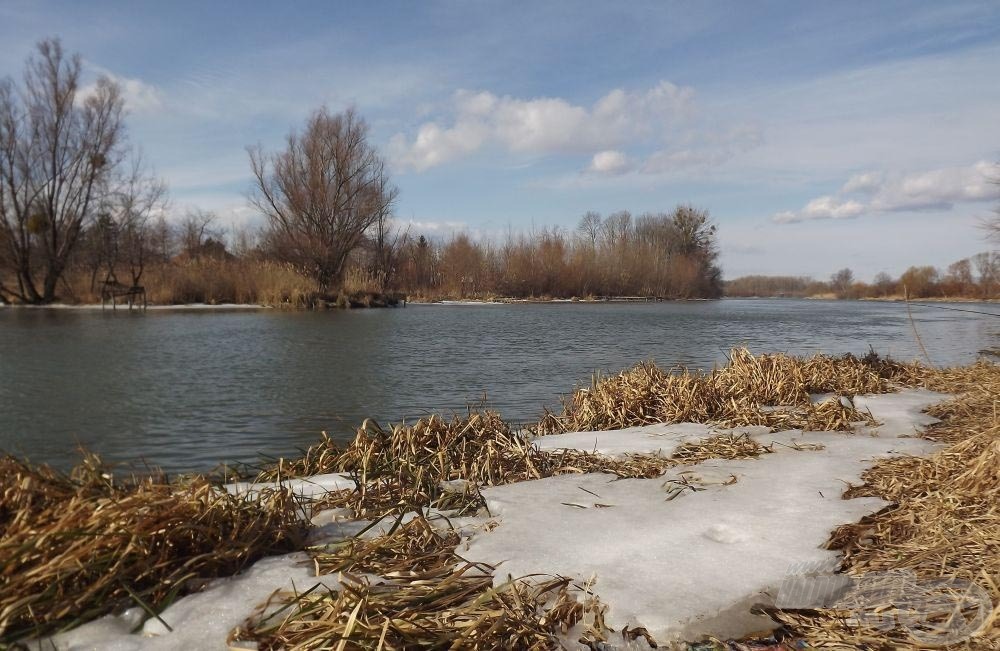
[0,39,126,304]
[249,108,398,292]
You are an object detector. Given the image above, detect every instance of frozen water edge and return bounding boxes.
[40,388,949,649]
[460,388,948,644]
[37,553,339,651]
[534,422,772,458]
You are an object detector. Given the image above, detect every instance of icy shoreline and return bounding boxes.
[0,302,270,311]
[41,388,949,650]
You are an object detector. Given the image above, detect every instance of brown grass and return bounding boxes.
[0,453,308,642]
[256,412,675,520]
[59,258,318,306]
[230,515,612,650]
[763,361,1000,649]
[537,347,925,434]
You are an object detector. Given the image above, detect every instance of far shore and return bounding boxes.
[2,294,998,310]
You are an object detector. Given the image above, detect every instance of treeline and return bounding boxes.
[725,252,1000,300]
[52,205,723,305]
[390,208,722,300]
[0,39,723,306]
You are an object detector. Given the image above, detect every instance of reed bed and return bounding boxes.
[232,515,612,651]
[0,454,307,642]
[537,347,924,435]
[763,361,1000,649]
[262,412,675,520]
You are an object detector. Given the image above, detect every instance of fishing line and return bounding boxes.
[903,302,1000,318]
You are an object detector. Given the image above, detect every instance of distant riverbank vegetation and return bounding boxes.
[44,204,723,306]
[726,252,999,300]
[0,40,722,307]
[0,39,994,308]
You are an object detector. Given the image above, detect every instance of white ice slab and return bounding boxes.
[534,422,772,458]
[224,472,356,499]
[460,389,950,644]
[41,553,336,651]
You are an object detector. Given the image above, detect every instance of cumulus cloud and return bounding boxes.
[772,196,865,223]
[841,171,883,194]
[773,160,999,224]
[389,81,695,171]
[587,150,630,175]
[80,68,164,114]
[867,160,998,211]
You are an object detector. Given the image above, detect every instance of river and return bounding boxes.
[1,299,996,472]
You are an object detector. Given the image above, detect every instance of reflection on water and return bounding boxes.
[0,299,996,472]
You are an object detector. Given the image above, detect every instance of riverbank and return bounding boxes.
[1,350,996,649]
[0,290,408,311]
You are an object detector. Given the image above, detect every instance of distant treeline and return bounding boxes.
[50,205,724,305]
[392,207,723,300]
[725,252,1000,300]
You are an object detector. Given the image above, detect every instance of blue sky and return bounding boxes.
[1,1,999,279]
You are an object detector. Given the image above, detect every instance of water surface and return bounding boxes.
[1,299,996,472]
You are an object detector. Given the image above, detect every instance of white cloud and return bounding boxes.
[80,66,164,114]
[773,160,999,224]
[772,196,865,223]
[114,75,164,114]
[390,81,696,171]
[841,171,883,194]
[587,150,630,175]
[867,160,998,212]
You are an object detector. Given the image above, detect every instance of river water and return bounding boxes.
[1,299,996,472]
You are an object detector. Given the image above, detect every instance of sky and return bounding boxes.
[1,0,999,280]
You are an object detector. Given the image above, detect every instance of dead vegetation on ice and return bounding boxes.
[2,349,997,649]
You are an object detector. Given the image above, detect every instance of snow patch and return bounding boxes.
[40,553,336,651]
[534,422,771,457]
[224,472,355,500]
[461,388,949,644]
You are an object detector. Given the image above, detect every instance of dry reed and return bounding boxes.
[537,347,924,435]
[0,454,308,642]
[259,412,675,520]
[762,361,999,649]
[231,515,612,650]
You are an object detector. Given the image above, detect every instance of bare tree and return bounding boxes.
[830,268,854,298]
[980,162,999,242]
[370,213,409,293]
[107,158,167,286]
[177,208,220,256]
[577,211,602,247]
[249,107,398,292]
[0,39,126,303]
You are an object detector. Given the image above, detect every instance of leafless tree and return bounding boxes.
[830,268,854,298]
[977,162,999,242]
[370,213,409,293]
[177,208,220,256]
[249,107,398,292]
[601,210,632,248]
[577,211,602,247]
[0,39,126,303]
[107,157,167,285]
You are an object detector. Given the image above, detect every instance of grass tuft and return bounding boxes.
[0,454,308,642]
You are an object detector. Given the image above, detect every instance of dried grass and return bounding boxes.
[0,454,308,642]
[231,515,612,651]
[537,347,925,435]
[259,412,676,520]
[764,361,1000,649]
